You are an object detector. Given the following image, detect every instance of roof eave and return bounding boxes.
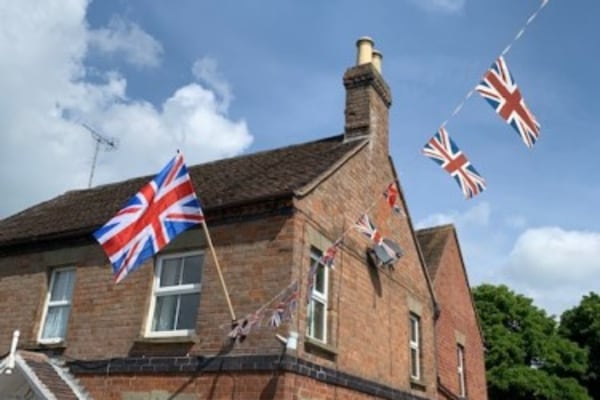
[294,138,368,197]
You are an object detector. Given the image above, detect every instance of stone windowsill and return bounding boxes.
[410,377,426,391]
[135,334,199,344]
[36,340,66,349]
[304,336,338,360]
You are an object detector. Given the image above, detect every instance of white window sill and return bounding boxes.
[37,340,67,350]
[38,338,65,346]
[136,334,199,344]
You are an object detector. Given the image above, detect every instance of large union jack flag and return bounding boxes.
[423,128,486,199]
[93,153,204,283]
[476,56,540,148]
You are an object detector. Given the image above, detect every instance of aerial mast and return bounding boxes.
[81,123,119,188]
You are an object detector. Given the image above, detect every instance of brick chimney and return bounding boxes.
[343,37,392,152]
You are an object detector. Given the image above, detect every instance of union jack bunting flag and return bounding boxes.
[383,183,403,215]
[423,128,486,199]
[93,153,204,283]
[228,310,263,342]
[269,281,298,328]
[354,214,383,244]
[476,56,541,148]
[320,240,341,269]
[306,260,319,305]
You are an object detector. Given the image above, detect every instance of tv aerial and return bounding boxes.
[81,123,119,188]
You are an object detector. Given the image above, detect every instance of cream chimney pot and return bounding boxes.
[372,49,383,73]
[356,37,374,65]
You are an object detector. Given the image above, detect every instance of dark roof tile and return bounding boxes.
[0,135,362,246]
[415,224,454,280]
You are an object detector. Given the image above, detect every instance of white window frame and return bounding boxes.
[38,267,76,344]
[458,344,466,397]
[145,251,203,338]
[307,248,328,343]
[409,313,421,380]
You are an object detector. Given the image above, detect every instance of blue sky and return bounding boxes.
[1,0,598,316]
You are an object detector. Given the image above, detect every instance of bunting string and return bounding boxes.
[500,0,549,57]
[228,180,407,341]
[439,0,550,129]
[225,279,299,341]
[318,180,405,261]
[424,0,550,199]
[227,0,553,333]
[305,180,407,304]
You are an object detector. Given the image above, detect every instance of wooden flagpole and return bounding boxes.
[201,220,236,321]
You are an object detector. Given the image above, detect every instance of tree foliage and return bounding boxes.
[560,292,600,399]
[473,284,591,400]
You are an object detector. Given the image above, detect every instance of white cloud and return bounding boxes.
[417,205,599,315]
[407,0,466,14]
[503,227,600,315]
[192,57,232,112]
[88,15,164,67]
[507,227,600,286]
[416,201,490,229]
[0,1,252,218]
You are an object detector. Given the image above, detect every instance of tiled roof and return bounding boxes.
[16,351,89,399]
[0,134,363,246]
[415,224,454,280]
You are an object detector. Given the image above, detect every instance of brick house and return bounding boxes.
[417,225,488,400]
[0,38,487,399]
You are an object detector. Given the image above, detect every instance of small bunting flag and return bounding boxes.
[306,260,318,305]
[383,183,403,215]
[228,311,263,342]
[269,282,298,328]
[319,240,341,269]
[423,127,486,199]
[476,56,540,148]
[354,214,383,244]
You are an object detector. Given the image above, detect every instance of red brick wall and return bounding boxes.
[291,374,381,400]
[78,372,287,400]
[0,214,296,359]
[292,116,437,397]
[79,371,417,400]
[433,232,488,400]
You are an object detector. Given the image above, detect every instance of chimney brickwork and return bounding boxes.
[343,39,392,153]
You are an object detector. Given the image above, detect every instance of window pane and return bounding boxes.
[411,348,419,377]
[315,264,326,294]
[182,255,203,284]
[160,258,182,287]
[312,300,325,341]
[176,293,200,330]
[152,295,177,331]
[50,270,75,302]
[410,317,417,341]
[42,305,70,339]
[458,345,466,396]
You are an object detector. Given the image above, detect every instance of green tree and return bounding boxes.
[560,292,600,399]
[473,284,590,400]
